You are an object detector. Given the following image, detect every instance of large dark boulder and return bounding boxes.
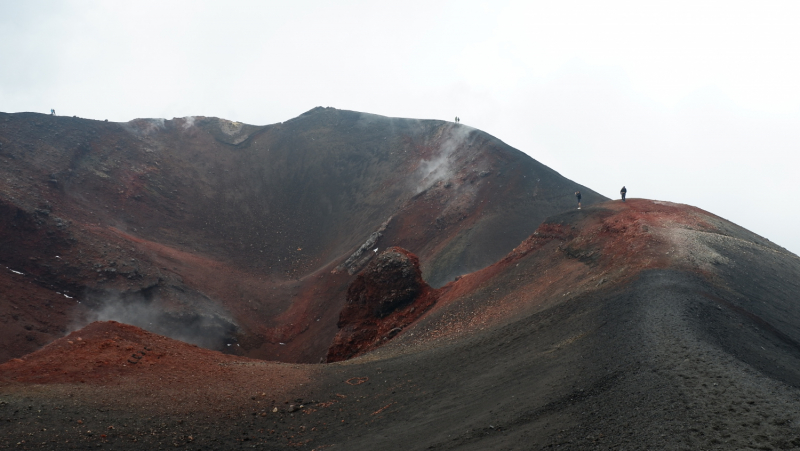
[327,247,437,362]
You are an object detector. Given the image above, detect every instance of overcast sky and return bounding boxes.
[2,0,799,256]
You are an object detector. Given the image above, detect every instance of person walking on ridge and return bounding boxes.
[620,186,627,202]
[575,191,582,209]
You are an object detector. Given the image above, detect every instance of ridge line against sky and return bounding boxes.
[2,0,799,256]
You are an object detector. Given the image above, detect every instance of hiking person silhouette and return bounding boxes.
[51,109,55,116]
[575,191,582,209]
[620,186,627,202]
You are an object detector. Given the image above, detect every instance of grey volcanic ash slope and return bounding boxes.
[3,200,800,450]
[0,107,602,362]
[327,200,800,450]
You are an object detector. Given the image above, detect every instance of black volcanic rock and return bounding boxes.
[347,248,423,319]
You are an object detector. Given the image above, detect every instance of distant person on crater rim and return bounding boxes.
[575,191,582,209]
[620,186,627,202]
[50,109,55,116]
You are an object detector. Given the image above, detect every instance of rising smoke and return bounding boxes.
[73,293,239,350]
[182,116,196,130]
[414,125,474,193]
[122,118,166,136]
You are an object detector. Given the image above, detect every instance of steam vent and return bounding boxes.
[2,108,800,450]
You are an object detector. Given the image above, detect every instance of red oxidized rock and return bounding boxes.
[327,247,437,362]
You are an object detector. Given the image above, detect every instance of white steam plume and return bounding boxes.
[415,125,473,193]
[73,294,238,350]
[122,118,166,136]
[182,116,196,130]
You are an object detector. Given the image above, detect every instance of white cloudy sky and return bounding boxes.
[2,0,799,255]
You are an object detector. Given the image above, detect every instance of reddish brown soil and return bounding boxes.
[0,269,85,364]
[351,199,684,350]
[0,321,309,412]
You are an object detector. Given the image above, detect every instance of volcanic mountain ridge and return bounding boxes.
[0,107,603,364]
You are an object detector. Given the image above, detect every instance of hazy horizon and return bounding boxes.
[2,0,799,256]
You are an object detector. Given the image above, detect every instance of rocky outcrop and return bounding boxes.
[326,247,437,362]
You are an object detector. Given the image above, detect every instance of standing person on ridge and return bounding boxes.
[620,186,627,202]
[575,191,582,209]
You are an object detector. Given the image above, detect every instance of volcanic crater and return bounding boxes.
[2,108,800,450]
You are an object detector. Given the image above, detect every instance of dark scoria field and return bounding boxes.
[2,109,800,450]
